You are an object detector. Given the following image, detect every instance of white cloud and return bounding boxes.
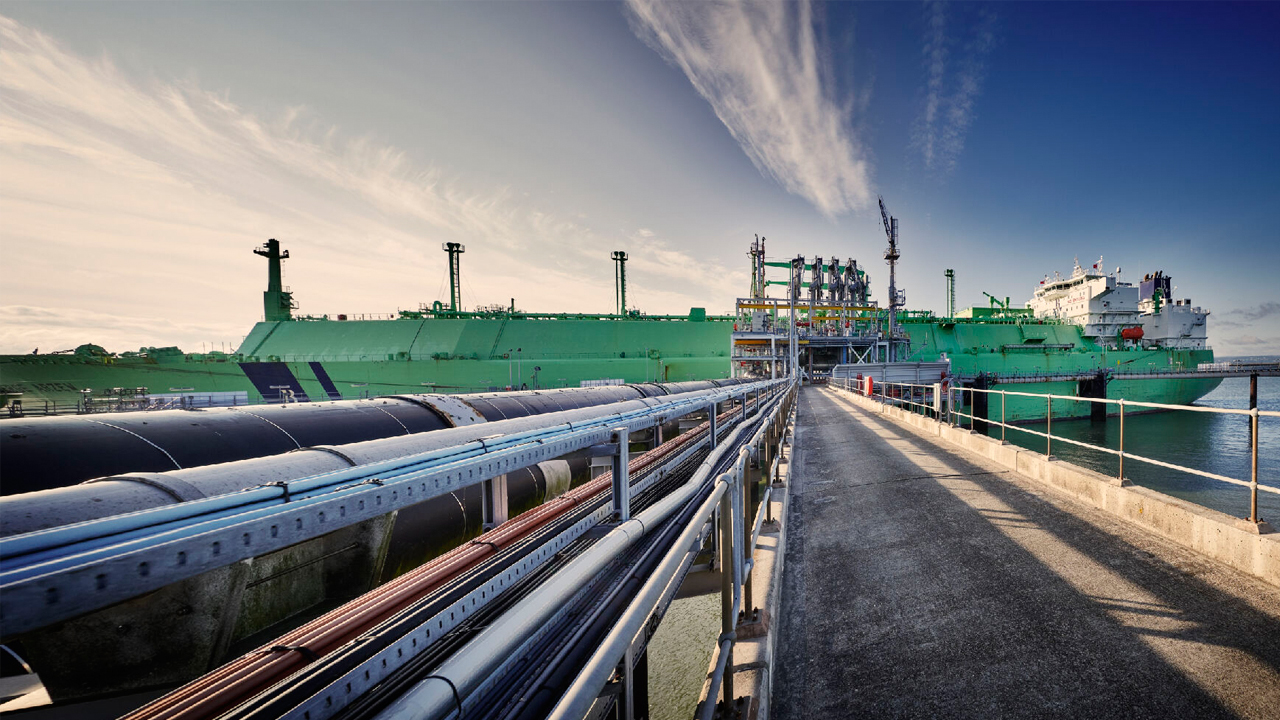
[0,15,741,354]
[625,0,872,217]
[912,1,996,175]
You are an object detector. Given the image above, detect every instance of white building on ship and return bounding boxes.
[1025,258,1209,350]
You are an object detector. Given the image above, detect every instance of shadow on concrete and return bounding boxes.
[773,387,1280,719]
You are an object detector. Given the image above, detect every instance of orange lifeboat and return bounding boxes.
[1121,327,1144,340]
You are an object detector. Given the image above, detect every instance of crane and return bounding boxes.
[878,196,902,361]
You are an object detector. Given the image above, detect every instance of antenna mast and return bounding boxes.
[612,251,629,315]
[442,242,465,312]
[945,268,955,318]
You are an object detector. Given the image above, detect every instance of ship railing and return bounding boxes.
[832,378,1278,526]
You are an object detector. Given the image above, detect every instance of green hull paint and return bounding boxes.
[2,308,1219,417]
[1,317,734,406]
[895,319,1220,421]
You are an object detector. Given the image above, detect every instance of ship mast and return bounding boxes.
[612,251,629,315]
[253,239,295,322]
[879,197,903,361]
[443,242,466,312]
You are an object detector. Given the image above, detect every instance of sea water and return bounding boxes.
[1001,369,1280,523]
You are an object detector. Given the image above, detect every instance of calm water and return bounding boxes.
[998,372,1280,523]
[647,591,720,720]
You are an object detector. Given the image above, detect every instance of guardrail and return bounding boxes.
[548,379,797,720]
[0,381,784,637]
[832,377,1278,525]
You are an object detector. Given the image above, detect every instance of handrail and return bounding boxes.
[547,376,798,720]
[832,377,1275,525]
[0,381,785,637]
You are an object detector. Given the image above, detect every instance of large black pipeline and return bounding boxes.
[0,379,749,495]
[329,446,717,720]
[219,424,726,720]
[288,400,765,720]
[482,401,767,720]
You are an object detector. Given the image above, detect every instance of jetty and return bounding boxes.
[3,378,1278,719]
[772,386,1280,718]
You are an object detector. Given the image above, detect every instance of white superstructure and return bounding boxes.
[1025,258,1210,350]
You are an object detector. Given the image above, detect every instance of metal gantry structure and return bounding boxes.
[878,196,905,361]
[731,212,914,379]
[0,378,797,720]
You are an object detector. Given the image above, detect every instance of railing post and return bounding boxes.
[611,427,631,521]
[481,474,509,529]
[1046,396,1052,457]
[742,453,755,620]
[1118,400,1125,481]
[708,402,718,448]
[1251,408,1260,524]
[1001,391,1006,442]
[718,478,735,711]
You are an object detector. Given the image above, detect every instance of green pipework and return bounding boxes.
[1152,287,1163,314]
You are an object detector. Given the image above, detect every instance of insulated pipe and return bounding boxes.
[0,382,752,495]
[122,408,738,720]
[0,387,742,539]
[371,406,765,720]
[0,384,778,633]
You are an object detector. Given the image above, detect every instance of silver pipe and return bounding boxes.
[371,400,768,720]
[2,385,771,537]
[698,638,735,720]
[548,394,784,720]
[546,478,731,720]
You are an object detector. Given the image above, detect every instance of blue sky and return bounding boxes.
[1,1,1276,355]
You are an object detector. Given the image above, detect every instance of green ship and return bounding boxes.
[2,229,1220,421]
[732,218,1220,422]
[0,241,733,412]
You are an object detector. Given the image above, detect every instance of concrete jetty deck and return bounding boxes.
[773,386,1280,719]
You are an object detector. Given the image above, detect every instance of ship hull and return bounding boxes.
[1,316,734,407]
[898,321,1221,421]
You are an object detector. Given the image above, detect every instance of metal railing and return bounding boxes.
[547,380,797,720]
[0,381,784,638]
[833,377,1278,525]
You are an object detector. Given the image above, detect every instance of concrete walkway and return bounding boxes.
[773,386,1280,719]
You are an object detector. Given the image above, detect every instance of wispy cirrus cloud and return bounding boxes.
[912,1,996,176]
[0,15,739,353]
[624,0,872,218]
